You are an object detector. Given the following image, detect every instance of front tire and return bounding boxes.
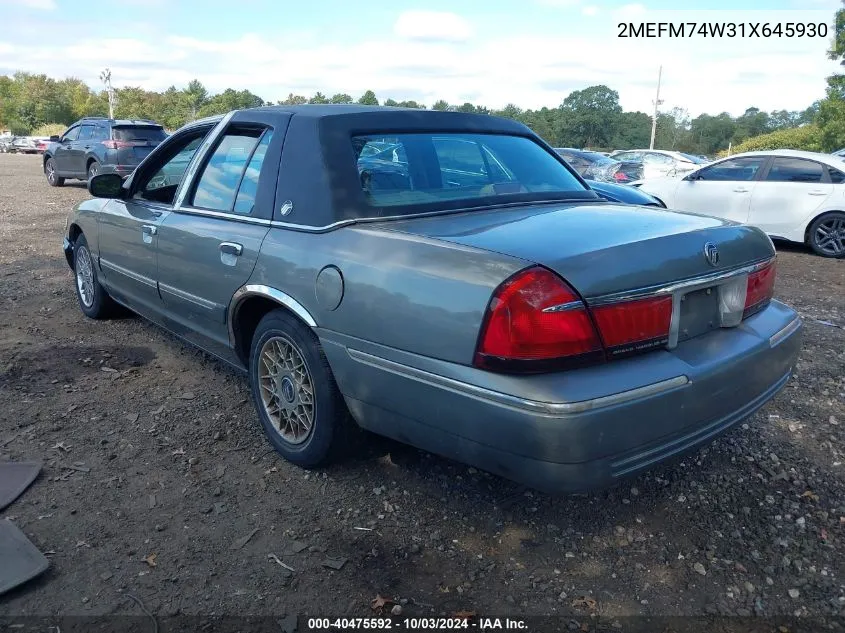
[73,235,114,319]
[807,212,845,258]
[248,309,354,467]
[45,158,64,187]
[87,160,100,181]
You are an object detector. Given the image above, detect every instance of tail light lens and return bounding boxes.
[102,140,132,149]
[474,267,603,373]
[591,296,672,357]
[743,260,776,318]
[613,170,630,183]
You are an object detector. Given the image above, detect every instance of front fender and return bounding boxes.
[64,198,110,268]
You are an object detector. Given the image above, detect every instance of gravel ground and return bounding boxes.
[1,153,844,626]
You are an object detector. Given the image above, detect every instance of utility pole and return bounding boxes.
[100,68,116,119]
[649,65,663,150]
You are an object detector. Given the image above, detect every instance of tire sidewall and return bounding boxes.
[248,311,339,467]
[88,161,99,180]
[809,212,845,258]
[45,158,60,186]
[73,235,106,318]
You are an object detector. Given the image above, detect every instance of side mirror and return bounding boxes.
[88,172,126,199]
[683,173,700,182]
[49,135,61,143]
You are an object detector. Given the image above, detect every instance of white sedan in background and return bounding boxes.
[609,149,709,179]
[636,149,845,258]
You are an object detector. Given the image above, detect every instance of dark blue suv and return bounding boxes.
[43,117,167,186]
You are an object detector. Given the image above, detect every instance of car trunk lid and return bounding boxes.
[378,202,774,300]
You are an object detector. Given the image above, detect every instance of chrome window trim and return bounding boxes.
[346,347,690,416]
[173,110,237,210]
[173,205,273,226]
[99,258,156,288]
[769,316,802,348]
[228,284,317,348]
[159,282,221,311]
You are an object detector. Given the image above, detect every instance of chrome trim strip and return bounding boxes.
[586,257,774,307]
[99,258,156,288]
[159,282,220,311]
[174,205,272,226]
[173,110,237,210]
[542,300,584,313]
[228,284,317,347]
[270,218,358,233]
[769,316,802,348]
[346,348,690,416]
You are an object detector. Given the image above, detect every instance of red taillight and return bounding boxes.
[474,267,603,372]
[613,170,630,183]
[744,261,776,318]
[592,296,672,356]
[102,140,132,149]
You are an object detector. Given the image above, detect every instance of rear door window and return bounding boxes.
[191,128,271,215]
[765,157,824,183]
[78,125,94,141]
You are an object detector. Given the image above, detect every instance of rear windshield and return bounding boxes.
[112,126,167,142]
[353,133,586,208]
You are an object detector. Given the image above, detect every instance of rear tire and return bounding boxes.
[807,211,845,258]
[45,158,64,187]
[248,309,356,468]
[87,160,100,181]
[73,234,114,319]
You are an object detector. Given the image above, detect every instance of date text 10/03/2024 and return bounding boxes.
[305,618,528,630]
[618,22,828,38]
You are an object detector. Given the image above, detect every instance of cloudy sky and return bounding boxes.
[0,0,841,116]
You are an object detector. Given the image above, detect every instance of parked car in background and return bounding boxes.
[610,149,709,179]
[588,180,666,207]
[34,137,50,153]
[636,149,845,258]
[63,105,801,493]
[554,148,643,183]
[12,137,39,154]
[43,117,167,186]
[0,135,14,153]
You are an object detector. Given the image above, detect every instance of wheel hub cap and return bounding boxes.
[76,248,94,307]
[815,218,845,255]
[258,335,314,444]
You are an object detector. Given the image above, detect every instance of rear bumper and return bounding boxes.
[321,301,803,494]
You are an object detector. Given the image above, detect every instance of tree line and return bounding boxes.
[0,70,833,155]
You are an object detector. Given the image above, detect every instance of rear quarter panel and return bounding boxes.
[252,226,528,363]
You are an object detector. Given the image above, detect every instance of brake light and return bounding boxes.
[102,140,132,149]
[613,170,630,183]
[474,267,603,372]
[743,260,776,318]
[592,296,672,356]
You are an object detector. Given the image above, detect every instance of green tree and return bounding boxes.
[357,90,379,106]
[308,92,329,104]
[817,1,845,150]
[431,99,450,111]
[610,111,652,149]
[330,93,353,104]
[397,100,424,109]
[383,98,399,107]
[558,85,622,148]
[279,93,307,105]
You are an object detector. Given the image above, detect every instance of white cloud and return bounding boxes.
[9,0,56,9]
[393,11,474,42]
[581,5,600,16]
[0,8,837,118]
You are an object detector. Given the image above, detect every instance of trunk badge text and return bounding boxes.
[703,242,720,267]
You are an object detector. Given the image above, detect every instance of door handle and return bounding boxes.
[808,190,828,196]
[219,242,243,256]
[141,224,157,236]
[733,187,749,193]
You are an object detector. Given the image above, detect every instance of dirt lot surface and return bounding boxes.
[1,153,844,626]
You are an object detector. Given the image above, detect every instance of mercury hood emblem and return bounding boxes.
[703,242,720,267]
